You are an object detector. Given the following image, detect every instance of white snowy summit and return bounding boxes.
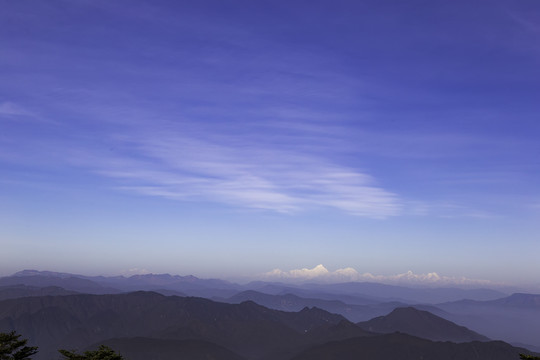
[262,265,493,286]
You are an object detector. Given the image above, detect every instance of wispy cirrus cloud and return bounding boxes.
[87,128,402,218]
[53,98,520,220]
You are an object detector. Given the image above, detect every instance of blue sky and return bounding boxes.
[1,0,539,286]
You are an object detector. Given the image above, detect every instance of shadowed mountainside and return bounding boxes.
[96,337,247,360]
[0,291,535,360]
[290,332,533,360]
[0,291,361,360]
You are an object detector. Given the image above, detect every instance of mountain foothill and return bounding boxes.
[0,270,539,360]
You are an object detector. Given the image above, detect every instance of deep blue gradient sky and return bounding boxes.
[1,0,539,286]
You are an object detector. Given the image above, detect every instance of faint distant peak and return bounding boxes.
[12,270,79,278]
[383,306,455,323]
[492,293,540,308]
[388,306,425,316]
[358,306,489,342]
[127,273,200,283]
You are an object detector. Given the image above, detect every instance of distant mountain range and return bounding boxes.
[298,281,507,303]
[1,269,540,356]
[0,273,120,294]
[0,284,78,300]
[434,293,540,351]
[5,270,240,298]
[2,269,507,302]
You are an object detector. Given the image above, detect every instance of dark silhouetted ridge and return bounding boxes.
[0,292,355,360]
[291,332,533,360]
[97,337,246,360]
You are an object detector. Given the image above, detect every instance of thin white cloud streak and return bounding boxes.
[401,201,499,219]
[90,130,402,218]
[263,264,494,286]
[1,91,525,220]
[0,102,34,118]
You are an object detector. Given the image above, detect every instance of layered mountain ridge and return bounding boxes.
[1,270,539,358]
[0,291,536,360]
